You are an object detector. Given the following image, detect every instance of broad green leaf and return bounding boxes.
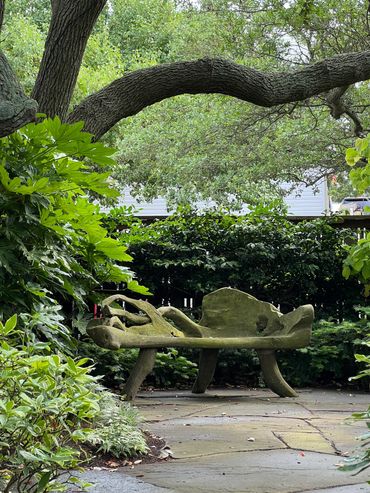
[95,238,133,261]
[127,280,152,295]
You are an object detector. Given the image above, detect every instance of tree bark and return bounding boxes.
[0,1,5,32]
[68,52,370,139]
[32,0,107,119]
[0,52,37,137]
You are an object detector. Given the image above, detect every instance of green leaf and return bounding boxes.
[4,314,17,333]
[346,147,361,166]
[127,280,152,295]
[37,471,52,492]
[95,238,133,261]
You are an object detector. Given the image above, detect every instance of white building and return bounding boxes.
[115,179,330,218]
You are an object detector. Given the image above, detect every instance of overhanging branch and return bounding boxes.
[67,52,370,139]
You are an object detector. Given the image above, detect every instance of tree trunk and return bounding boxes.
[67,51,370,139]
[31,0,107,119]
[0,52,37,137]
[0,1,5,32]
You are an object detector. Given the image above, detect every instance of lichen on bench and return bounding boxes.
[87,287,314,400]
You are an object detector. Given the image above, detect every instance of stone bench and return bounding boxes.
[87,287,314,400]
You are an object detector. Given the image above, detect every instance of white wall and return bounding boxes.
[114,179,329,217]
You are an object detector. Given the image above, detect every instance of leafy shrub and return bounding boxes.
[0,315,99,492]
[0,315,150,492]
[343,134,370,296]
[0,117,148,352]
[112,206,362,320]
[212,349,262,387]
[339,341,370,477]
[151,349,198,387]
[84,392,148,458]
[279,310,370,388]
[78,343,198,389]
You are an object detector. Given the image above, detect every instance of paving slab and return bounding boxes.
[74,389,370,493]
[300,485,368,493]
[75,469,176,493]
[124,449,368,493]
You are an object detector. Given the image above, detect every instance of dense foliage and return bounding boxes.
[4,0,370,205]
[0,315,148,492]
[0,315,98,492]
[343,133,370,296]
[0,117,148,351]
[113,206,363,318]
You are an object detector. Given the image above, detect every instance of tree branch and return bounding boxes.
[326,85,366,136]
[0,0,5,33]
[32,0,107,119]
[67,52,370,139]
[0,52,37,137]
[326,85,349,119]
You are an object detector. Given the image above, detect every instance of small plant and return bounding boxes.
[339,338,370,479]
[84,392,148,458]
[0,315,100,492]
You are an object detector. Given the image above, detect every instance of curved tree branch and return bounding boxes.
[68,52,370,139]
[326,85,366,136]
[32,0,107,119]
[0,52,37,137]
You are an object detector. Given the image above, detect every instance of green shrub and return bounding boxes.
[0,117,148,353]
[279,311,370,388]
[78,342,198,389]
[0,315,99,492]
[112,206,362,320]
[0,315,150,492]
[343,134,370,296]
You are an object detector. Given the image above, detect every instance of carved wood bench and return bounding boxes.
[87,287,314,400]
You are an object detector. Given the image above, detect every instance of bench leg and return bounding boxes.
[256,349,298,398]
[192,349,219,394]
[124,348,157,401]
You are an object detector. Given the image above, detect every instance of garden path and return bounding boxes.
[78,388,370,493]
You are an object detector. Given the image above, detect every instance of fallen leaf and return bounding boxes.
[158,446,174,459]
[106,460,120,468]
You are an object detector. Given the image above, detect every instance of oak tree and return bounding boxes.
[1,0,370,138]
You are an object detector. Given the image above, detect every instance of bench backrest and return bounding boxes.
[199,287,284,337]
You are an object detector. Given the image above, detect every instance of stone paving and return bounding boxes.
[81,388,370,493]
